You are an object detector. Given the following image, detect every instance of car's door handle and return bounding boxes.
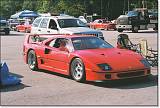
[47,31,50,33]
[38,29,41,31]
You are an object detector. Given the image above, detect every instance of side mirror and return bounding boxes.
[44,48,51,54]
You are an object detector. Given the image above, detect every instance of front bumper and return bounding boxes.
[86,68,151,81]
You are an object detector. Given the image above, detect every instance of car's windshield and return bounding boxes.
[127,11,138,17]
[58,19,87,28]
[72,37,113,50]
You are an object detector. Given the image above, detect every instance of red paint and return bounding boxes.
[89,19,116,30]
[16,24,31,33]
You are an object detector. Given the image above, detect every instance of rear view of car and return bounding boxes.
[16,19,32,33]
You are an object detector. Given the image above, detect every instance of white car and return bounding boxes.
[31,16,104,40]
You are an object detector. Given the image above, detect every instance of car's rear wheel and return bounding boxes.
[132,26,139,33]
[118,29,123,32]
[71,58,86,82]
[27,50,38,70]
[5,30,10,35]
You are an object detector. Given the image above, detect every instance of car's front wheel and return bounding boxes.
[71,58,86,82]
[118,29,123,32]
[27,50,38,70]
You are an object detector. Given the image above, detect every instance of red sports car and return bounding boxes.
[16,22,31,33]
[90,19,116,30]
[23,34,151,82]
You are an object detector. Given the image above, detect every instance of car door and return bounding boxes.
[42,38,70,75]
[47,19,59,34]
[31,18,42,34]
[38,18,49,34]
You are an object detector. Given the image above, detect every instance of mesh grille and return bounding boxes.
[117,71,144,78]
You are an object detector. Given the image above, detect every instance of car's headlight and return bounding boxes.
[97,63,112,71]
[140,59,150,68]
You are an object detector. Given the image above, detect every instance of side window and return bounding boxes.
[39,18,49,28]
[94,20,99,23]
[98,20,102,23]
[48,38,73,52]
[49,19,57,29]
[48,39,57,47]
[48,38,61,48]
[33,18,42,27]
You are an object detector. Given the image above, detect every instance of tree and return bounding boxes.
[22,0,36,11]
[0,0,158,19]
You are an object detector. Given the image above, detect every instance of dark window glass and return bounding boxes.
[49,19,57,29]
[127,11,138,17]
[72,37,113,50]
[58,19,87,28]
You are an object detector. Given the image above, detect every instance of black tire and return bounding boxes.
[132,26,139,33]
[118,29,123,32]
[70,58,86,82]
[5,30,10,35]
[153,24,158,31]
[27,50,38,70]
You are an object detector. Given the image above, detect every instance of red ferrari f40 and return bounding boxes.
[23,34,151,82]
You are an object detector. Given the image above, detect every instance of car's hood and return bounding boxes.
[74,48,144,71]
[60,27,101,34]
[118,15,129,19]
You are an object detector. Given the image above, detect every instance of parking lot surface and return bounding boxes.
[1,30,158,105]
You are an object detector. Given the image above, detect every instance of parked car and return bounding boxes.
[8,19,19,31]
[90,19,116,30]
[23,34,151,82]
[0,19,10,35]
[31,16,104,40]
[16,20,31,33]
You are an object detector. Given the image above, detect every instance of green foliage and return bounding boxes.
[0,0,158,19]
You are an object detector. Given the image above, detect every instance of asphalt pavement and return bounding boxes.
[0,30,158,106]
